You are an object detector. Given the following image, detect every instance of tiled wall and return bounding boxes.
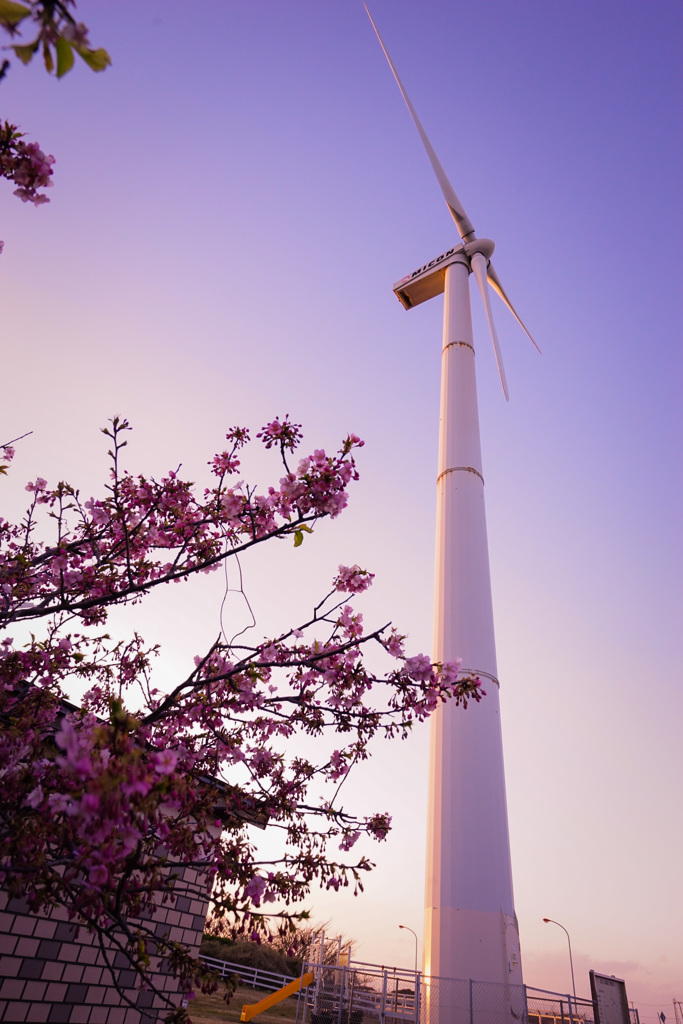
[0,869,210,1024]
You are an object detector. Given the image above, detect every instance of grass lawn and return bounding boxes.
[189,983,305,1024]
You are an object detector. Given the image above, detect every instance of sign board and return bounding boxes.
[590,970,631,1024]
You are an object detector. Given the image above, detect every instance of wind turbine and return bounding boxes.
[365,5,539,998]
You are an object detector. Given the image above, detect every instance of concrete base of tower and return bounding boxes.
[424,905,523,985]
[423,907,524,1024]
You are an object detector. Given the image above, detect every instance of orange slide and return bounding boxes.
[240,972,315,1022]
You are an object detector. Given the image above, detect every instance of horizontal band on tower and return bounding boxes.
[458,669,500,689]
[443,340,475,354]
[437,466,484,485]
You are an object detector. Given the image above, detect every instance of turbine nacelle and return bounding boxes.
[392,237,495,303]
[393,240,510,399]
[394,244,466,309]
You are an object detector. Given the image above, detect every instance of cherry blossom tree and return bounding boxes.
[0,0,110,226]
[0,118,54,208]
[0,417,483,1022]
[1,5,483,1019]
[0,0,108,76]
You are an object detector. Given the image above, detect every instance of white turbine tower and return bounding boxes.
[365,6,540,998]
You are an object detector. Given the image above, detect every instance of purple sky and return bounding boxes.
[1,0,681,1014]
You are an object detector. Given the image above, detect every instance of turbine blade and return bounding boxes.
[487,261,541,353]
[364,3,475,243]
[471,252,509,401]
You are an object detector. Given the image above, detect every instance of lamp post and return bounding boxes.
[543,918,576,1002]
[399,924,418,975]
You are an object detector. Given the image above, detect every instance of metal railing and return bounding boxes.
[198,954,295,991]
[526,987,639,1024]
[197,956,640,1024]
[302,961,420,1024]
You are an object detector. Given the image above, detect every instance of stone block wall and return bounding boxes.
[0,869,210,1024]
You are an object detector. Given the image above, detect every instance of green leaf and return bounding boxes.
[294,531,304,548]
[11,39,38,65]
[42,41,53,74]
[0,0,30,27]
[55,36,74,78]
[75,45,111,72]
[299,524,313,534]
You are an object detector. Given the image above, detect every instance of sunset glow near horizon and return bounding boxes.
[1,0,681,1017]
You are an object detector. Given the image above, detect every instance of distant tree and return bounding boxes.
[0,418,483,1021]
[202,917,354,975]
[199,936,301,980]
[266,920,354,967]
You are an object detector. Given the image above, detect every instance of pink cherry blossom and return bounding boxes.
[334,564,375,594]
[88,863,108,887]
[0,415,482,1021]
[151,748,178,775]
[339,830,361,851]
[25,785,43,808]
[1,123,55,206]
[403,653,434,682]
[244,874,267,905]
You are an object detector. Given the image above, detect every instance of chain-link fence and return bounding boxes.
[526,987,639,1024]
[291,964,640,1024]
[298,961,420,1024]
[419,974,527,1024]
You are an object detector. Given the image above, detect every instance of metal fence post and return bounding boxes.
[567,994,575,1024]
[338,966,346,1024]
[295,962,307,1024]
[348,968,355,1024]
[523,985,530,1024]
[381,970,388,1024]
[469,979,474,1024]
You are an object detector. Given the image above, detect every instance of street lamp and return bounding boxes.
[543,918,576,1002]
[399,924,418,975]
